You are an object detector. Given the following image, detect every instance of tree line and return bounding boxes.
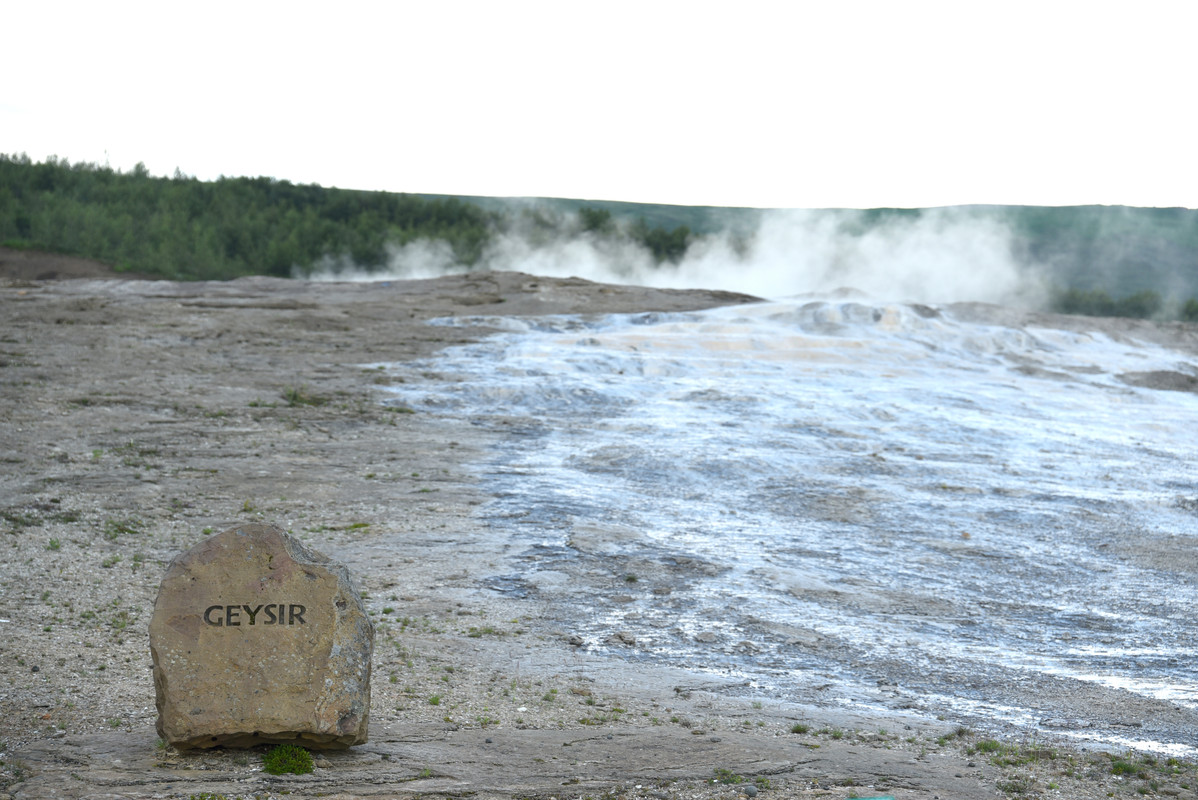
[0,154,693,281]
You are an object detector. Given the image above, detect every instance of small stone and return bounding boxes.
[485,738,493,744]
[149,523,374,750]
[742,785,758,797]
[314,757,332,768]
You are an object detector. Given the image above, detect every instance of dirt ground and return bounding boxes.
[1,250,1195,799]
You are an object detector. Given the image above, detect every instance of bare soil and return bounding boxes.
[1,251,1195,799]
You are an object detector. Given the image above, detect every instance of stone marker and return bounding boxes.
[150,522,373,749]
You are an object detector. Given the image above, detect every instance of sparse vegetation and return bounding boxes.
[283,385,328,407]
[1110,758,1138,775]
[466,625,502,638]
[262,743,314,775]
[2,509,41,529]
[103,518,141,540]
[713,767,743,785]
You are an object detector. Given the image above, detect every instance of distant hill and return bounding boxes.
[2,153,1196,319]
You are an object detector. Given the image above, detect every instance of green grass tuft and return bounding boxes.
[262,743,314,775]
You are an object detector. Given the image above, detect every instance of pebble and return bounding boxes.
[742,785,758,797]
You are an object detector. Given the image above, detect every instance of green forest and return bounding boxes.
[0,154,496,279]
[2,153,1197,320]
[0,154,693,282]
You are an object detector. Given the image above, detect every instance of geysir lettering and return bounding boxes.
[203,603,307,627]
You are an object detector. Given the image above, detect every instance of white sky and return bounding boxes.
[3,1,1195,209]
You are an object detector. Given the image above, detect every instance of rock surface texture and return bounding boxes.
[149,523,373,749]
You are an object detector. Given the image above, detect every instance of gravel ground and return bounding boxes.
[1,254,1195,799]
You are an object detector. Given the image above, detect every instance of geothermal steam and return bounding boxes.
[306,207,1043,306]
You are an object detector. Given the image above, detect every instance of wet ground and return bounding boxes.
[380,298,1198,756]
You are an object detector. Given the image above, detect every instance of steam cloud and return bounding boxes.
[305,207,1045,306]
